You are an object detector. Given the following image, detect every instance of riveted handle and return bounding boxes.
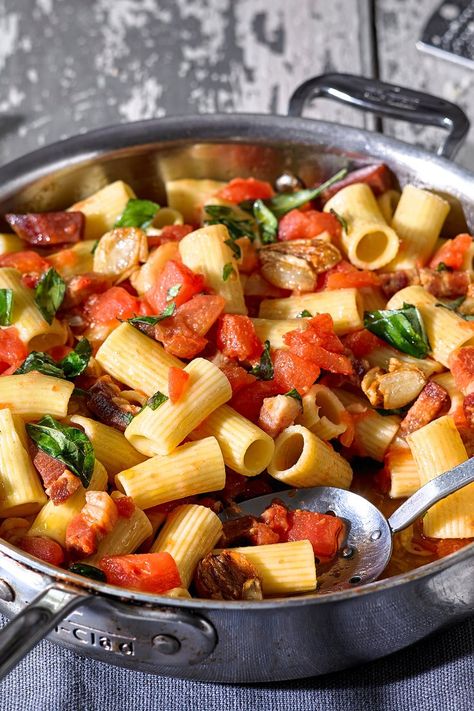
[288,73,470,159]
[0,586,89,679]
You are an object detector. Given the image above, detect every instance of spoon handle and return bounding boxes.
[388,459,474,534]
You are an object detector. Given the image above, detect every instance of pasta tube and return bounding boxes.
[84,492,153,565]
[0,372,74,420]
[385,438,420,499]
[115,437,225,509]
[96,322,182,395]
[70,415,146,478]
[268,425,352,488]
[165,178,226,224]
[125,358,231,456]
[334,389,400,461]
[151,504,222,588]
[296,385,348,440]
[0,233,23,255]
[387,285,474,367]
[251,318,307,349]
[366,344,443,378]
[377,189,401,224]
[69,180,136,240]
[179,225,247,314]
[189,404,274,477]
[0,410,46,517]
[48,240,97,279]
[259,288,363,334]
[387,186,450,269]
[215,541,317,595]
[407,416,473,538]
[0,268,67,350]
[323,183,399,269]
[27,460,108,545]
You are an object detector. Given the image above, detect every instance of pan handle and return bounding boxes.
[288,73,470,159]
[0,585,89,679]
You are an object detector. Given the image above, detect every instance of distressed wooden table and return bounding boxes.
[0,0,472,168]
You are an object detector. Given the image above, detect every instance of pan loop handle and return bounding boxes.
[0,585,89,679]
[288,73,470,160]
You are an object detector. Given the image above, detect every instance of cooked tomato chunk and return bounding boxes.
[99,552,182,593]
[230,379,282,422]
[273,349,320,395]
[0,327,27,373]
[283,315,353,375]
[219,363,257,394]
[0,250,50,277]
[216,177,274,203]
[216,314,263,361]
[18,536,65,566]
[84,286,140,326]
[147,224,194,248]
[449,346,474,395]
[168,366,190,403]
[343,329,382,358]
[145,259,205,312]
[326,270,380,290]
[6,211,84,246]
[285,510,345,562]
[278,209,341,242]
[429,233,473,271]
[155,294,225,359]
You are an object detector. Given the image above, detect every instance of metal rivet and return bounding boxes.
[370,530,382,541]
[341,546,354,559]
[152,634,181,655]
[0,578,14,602]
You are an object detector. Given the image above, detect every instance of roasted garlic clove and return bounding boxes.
[194,550,263,600]
[259,238,341,291]
[93,227,148,278]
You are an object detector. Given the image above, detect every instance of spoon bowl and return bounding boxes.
[221,459,474,593]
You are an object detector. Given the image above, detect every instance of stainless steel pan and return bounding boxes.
[0,74,472,683]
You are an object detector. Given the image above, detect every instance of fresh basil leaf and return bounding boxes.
[146,391,168,410]
[68,562,106,582]
[26,415,94,488]
[222,262,236,281]
[329,208,348,232]
[114,199,160,229]
[60,338,92,378]
[91,240,99,255]
[364,303,430,359]
[296,309,312,318]
[166,284,181,301]
[435,296,466,312]
[0,288,13,326]
[250,340,274,380]
[435,261,450,272]
[128,302,176,327]
[253,199,278,244]
[15,351,65,378]
[204,205,255,241]
[285,388,302,403]
[266,168,348,218]
[34,268,66,324]
[224,238,242,260]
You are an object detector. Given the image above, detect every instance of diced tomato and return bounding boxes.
[0,250,50,276]
[216,177,274,203]
[230,379,283,422]
[261,502,290,538]
[18,536,65,566]
[315,259,356,291]
[284,510,345,562]
[283,315,353,375]
[147,224,194,249]
[155,294,225,359]
[0,327,27,373]
[168,366,190,403]
[449,346,474,395]
[83,286,140,326]
[307,314,346,352]
[99,552,182,593]
[320,164,393,203]
[429,234,473,271]
[216,314,263,362]
[115,496,136,518]
[273,349,320,395]
[343,329,382,358]
[146,260,205,313]
[219,362,257,395]
[326,270,380,290]
[47,345,72,361]
[278,209,341,242]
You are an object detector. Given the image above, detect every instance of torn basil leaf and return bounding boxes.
[34,268,66,324]
[68,562,106,582]
[146,391,168,410]
[329,208,348,232]
[222,262,236,281]
[250,340,274,381]
[128,302,176,327]
[435,261,450,272]
[0,288,13,326]
[91,240,99,255]
[15,352,64,378]
[296,309,313,318]
[285,388,302,403]
[224,238,242,260]
[26,415,95,488]
[204,205,255,241]
[266,168,348,218]
[60,338,92,378]
[114,198,160,229]
[166,284,181,301]
[364,303,430,359]
[253,199,278,244]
